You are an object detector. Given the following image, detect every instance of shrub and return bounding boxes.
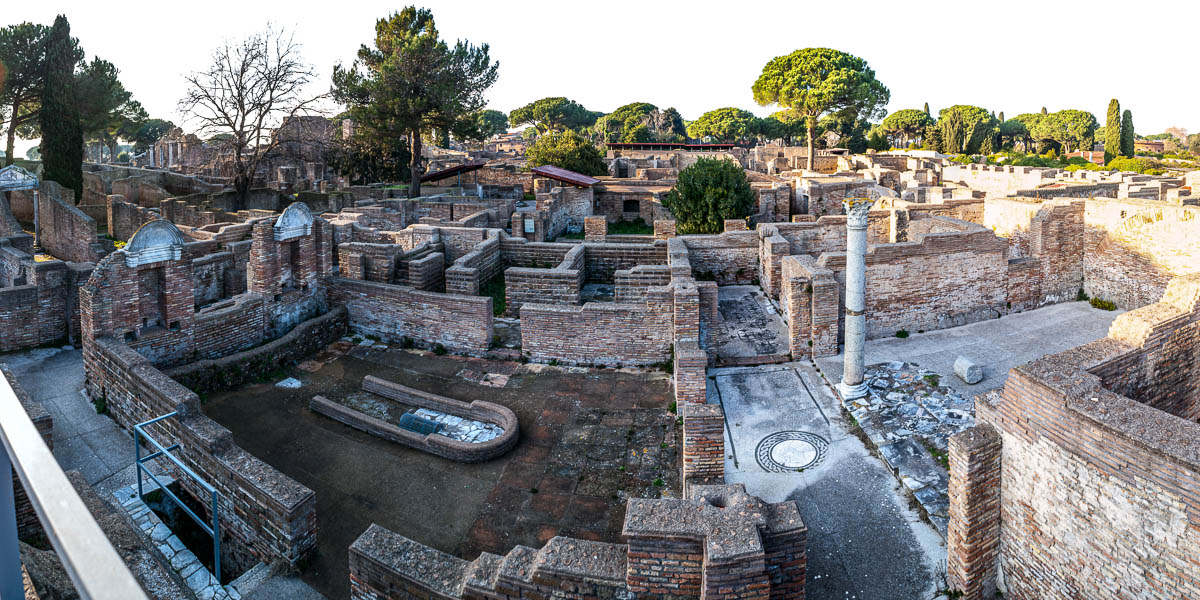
[895,329,909,338]
[662,157,755,234]
[1090,297,1117,311]
[433,343,447,355]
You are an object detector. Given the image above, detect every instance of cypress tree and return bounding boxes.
[998,111,1005,123]
[1041,106,1048,115]
[39,15,83,203]
[923,102,930,116]
[1120,110,1135,157]
[1104,99,1121,164]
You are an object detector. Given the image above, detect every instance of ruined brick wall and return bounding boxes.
[949,276,1200,599]
[1082,199,1199,310]
[499,237,572,268]
[615,265,672,302]
[681,402,723,487]
[107,194,160,241]
[328,277,493,352]
[505,245,584,314]
[942,164,1055,196]
[682,231,759,285]
[84,336,316,567]
[817,219,1009,339]
[0,243,77,350]
[583,242,667,283]
[520,287,673,366]
[473,165,533,192]
[445,234,501,296]
[779,256,838,358]
[337,242,405,283]
[38,181,105,263]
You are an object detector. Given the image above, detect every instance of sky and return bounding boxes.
[6,0,1198,157]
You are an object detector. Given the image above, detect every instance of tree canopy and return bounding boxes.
[662,157,755,234]
[1104,99,1121,164]
[880,109,933,146]
[1030,109,1097,153]
[332,7,498,197]
[1120,110,1135,157]
[473,109,509,140]
[685,107,759,142]
[752,47,888,168]
[509,97,596,134]
[0,21,81,167]
[936,105,996,154]
[40,15,83,200]
[591,102,684,143]
[525,129,606,176]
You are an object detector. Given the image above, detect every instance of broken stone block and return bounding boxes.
[954,356,983,384]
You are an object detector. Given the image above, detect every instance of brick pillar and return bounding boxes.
[247,220,279,297]
[673,340,707,405]
[762,524,806,600]
[809,273,839,357]
[947,424,1002,600]
[682,403,724,490]
[654,219,677,239]
[584,216,607,241]
[784,275,813,359]
[673,281,700,344]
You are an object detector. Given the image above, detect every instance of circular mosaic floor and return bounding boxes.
[755,431,829,473]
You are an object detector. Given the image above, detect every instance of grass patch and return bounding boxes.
[557,230,584,240]
[918,437,950,471]
[608,218,653,235]
[480,273,506,317]
[923,374,940,387]
[1089,297,1117,311]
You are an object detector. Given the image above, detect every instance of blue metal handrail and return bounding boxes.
[134,412,221,582]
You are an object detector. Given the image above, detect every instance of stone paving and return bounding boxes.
[412,408,504,443]
[712,285,790,365]
[848,361,976,451]
[113,479,246,600]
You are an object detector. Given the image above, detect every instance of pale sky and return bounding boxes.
[6,0,1198,157]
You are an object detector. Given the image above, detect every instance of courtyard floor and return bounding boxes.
[814,300,1124,395]
[712,362,945,600]
[712,285,790,365]
[201,343,679,600]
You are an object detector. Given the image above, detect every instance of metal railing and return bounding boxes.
[0,373,147,599]
[134,412,221,583]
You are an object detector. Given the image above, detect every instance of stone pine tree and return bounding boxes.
[752,48,889,170]
[1120,110,1135,157]
[332,7,498,198]
[39,15,83,202]
[1104,99,1121,164]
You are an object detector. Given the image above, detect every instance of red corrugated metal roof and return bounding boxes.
[420,161,486,183]
[530,165,600,187]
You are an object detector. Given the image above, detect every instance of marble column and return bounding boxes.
[837,197,875,400]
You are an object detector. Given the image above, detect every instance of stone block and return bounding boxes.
[954,356,982,384]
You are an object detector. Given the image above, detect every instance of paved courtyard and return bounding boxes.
[712,285,790,364]
[815,301,1124,395]
[711,363,944,600]
[202,344,679,600]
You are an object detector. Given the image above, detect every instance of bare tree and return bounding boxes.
[179,26,324,206]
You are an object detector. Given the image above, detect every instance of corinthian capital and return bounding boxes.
[842,197,875,229]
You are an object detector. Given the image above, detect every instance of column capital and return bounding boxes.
[842,197,876,229]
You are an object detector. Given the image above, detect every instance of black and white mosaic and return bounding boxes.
[755,431,829,473]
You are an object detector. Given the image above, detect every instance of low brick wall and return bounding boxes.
[505,244,585,314]
[328,277,493,353]
[38,181,105,263]
[520,288,673,366]
[166,305,346,394]
[349,483,806,600]
[84,336,316,567]
[310,376,518,463]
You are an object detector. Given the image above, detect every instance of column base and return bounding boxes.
[836,380,869,401]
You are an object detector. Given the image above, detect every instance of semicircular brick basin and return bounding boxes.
[309,375,519,462]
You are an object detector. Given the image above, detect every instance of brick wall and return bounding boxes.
[107,194,160,241]
[584,242,668,283]
[445,234,501,296]
[816,218,1008,339]
[4,367,53,540]
[38,181,105,263]
[520,287,673,366]
[948,275,1200,599]
[1082,199,1199,310]
[0,241,80,350]
[681,402,723,488]
[84,336,316,567]
[328,277,493,353]
[615,265,672,302]
[682,231,759,285]
[779,256,838,358]
[505,244,584,314]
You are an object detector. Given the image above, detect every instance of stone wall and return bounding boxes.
[947,275,1200,599]
[328,277,493,353]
